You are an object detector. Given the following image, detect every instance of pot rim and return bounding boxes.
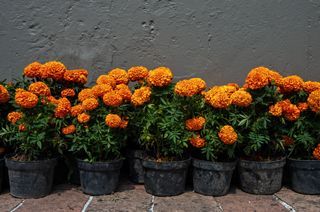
[5,154,58,164]
[239,157,286,164]
[287,157,320,162]
[76,157,124,164]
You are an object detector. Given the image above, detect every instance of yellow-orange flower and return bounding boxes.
[175,80,198,96]
[269,104,283,117]
[190,78,207,91]
[185,117,206,131]
[62,125,76,135]
[218,125,238,145]
[283,104,300,121]
[7,112,23,124]
[23,62,42,78]
[148,67,173,87]
[209,92,232,109]
[105,114,122,128]
[313,144,320,160]
[82,98,99,111]
[15,89,38,108]
[77,113,90,124]
[71,104,84,117]
[108,68,129,85]
[115,84,132,101]
[245,67,270,90]
[297,102,308,112]
[46,96,60,105]
[0,85,10,104]
[102,91,123,107]
[267,70,283,85]
[61,88,76,97]
[131,86,152,106]
[230,90,252,107]
[28,82,51,96]
[227,83,240,90]
[55,98,71,118]
[78,89,95,102]
[63,69,88,84]
[119,118,129,129]
[19,124,26,131]
[279,75,304,93]
[189,135,206,148]
[282,136,294,147]
[92,84,113,97]
[303,81,320,93]
[40,61,66,80]
[128,66,149,81]
[96,75,116,88]
[307,89,320,113]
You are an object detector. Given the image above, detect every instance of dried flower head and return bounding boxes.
[7,111,23,124]
[282,136,294,147]
[189,134,206,148]
[15,89,39,108]
[108,68,129,85]
[23,62,42,78]
[218,125,238,145]
[131,86,152,106]
[148,67,173,87]
[105,114,122,128]
[0,85,10,104]
[28,82,51,96]
[62,125,76,135]
[185,117,206,131]
[102,91,123,107]
[128,66,149,81]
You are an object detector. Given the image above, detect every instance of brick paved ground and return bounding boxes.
[1,179,319,212]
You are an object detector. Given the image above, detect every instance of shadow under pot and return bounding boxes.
[238,158,286,194]
[142,158,191,196]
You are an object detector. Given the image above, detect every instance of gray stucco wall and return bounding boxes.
[0,0,320,85]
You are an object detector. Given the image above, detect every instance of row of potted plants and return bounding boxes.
[0,62,319,198]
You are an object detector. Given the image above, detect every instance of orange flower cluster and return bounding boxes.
[7,111,23,124]
[189,135,206,148]
[82,98,99,111]
[46,96,60,105]
[23,62,42,78]
[105,114,122,128]
[269,100,300,121]
[96,75,116,88]
[267,69,283,85]
[303,81,320,93]
[55,98,71,118]
[92,84,113,97]
[71,104,84,117]
[116,84,132,101]
[131,86,151,106]
[62,125,76,135]
[128,66,149,81]
[63,69,88,84]
[203,86,236,109]
[245,67,270,90]
[77,113,90,124]
[15,89,39,108]
[230,90,252,107]
[148,67,173,87]
[78,89,96,102]
[218,125,238,145]
[28,82,51,96]
[103,91,123,107]
[175,78,206,96]
[297,102,308,112]
[307,89,320,113]
[313,144,320,160]
[0,85,10,104]
[185,117,206,131]
[40,61,66,80]
[279,75,304,93]
[61,88,76,97]
[108,68,129,85]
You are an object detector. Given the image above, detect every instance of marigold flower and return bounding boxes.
[15,90,38,108]
[108,68,129,85]
[55,98,71,118]
[313,144,320,160]
[174,80,198,96]
[128,66,149,81]
[82,98,99,111]
[307,89,320,113]
[46,96,60,105]
[303,81,320,93]
[63,69,88,84]
[267,70,283,85]
[92,84,113,97]
[269,104,283,117]
[28,82,51,96]
[96,75,116,88]
[279,75,304,93]
[148,67,173,87]
[208,92,232,109]
[283,104,300,121]
[245,67,270,90]
[71,104,84,117]
[297,102,308,112]
[185,117,206,131]
[62,125,76,135]
[218,125,238,145]
[78,89,96,102]
[7,112,23,124]
[102,91,123,107]
[189,135,206,148]
[282,136,294,147]
[115,84,132,101]
[227,83,240,90]
[19,124,26,131]
[77,113,90,124]
[189,78,207,92]
[105,114,122,128]
[40,61,66,80]
[131,86,152,106]
[119,118,129,129]
[0,85,10,104]
[23,62,42,78]
[61,88,76,97]
[230,90,252,107]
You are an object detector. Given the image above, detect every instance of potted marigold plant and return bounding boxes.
[130,67,191,196]
[65,68,130,195]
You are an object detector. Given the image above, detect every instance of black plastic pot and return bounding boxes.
[0,158,4,193]
[287,158,320,194]
[77,159,123,195]
[142,158,191,196]
[127,149,145,184]
[192,159,236,196]
[238,158,286,194]
[5,156,57,198]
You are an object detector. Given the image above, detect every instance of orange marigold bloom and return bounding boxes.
[303,81,320,93]
[283,104,300,121]
[63,69,88,84]
[92,84,113,97]
[207,92,232,109]
[189,134,206,148]
[7,111,23,124]
[279,75,304,93]
[269,104,283,117]
[131,86,152,106]
[185,117,206,131]
[116,84,132,101]
[96,75,116,88]
[61,88,76,98]
[55,98,71,118]
[218,125,238,145]
[307,89,320,113]
[103,91,123,107]
[23,62,42,78]
[19,124,26,131]
[189,78,207,92]
[119,117,129,129]
[282,136,294,147]
[62,125,76,135]
[71,104,84,117]
[245,67,270,90]
[40,61,66,80]
[148,67,173,87]
[77,113,90,124]
[15,90,38,108]
[78,88,96,102]
[105,114,122,128]
[28,82,51,96]
[175,79,198,96]
[82,98,99,111]
[267,70,283,85]
[313,144,320,160]
[46,96,60,105]
[108,68,129,85]
[297,102,308,112]
[0,85,10,104]
[230,90,252,107]
[227,83,240,90]
[128,66,149,81]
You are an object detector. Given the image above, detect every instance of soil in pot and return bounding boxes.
[193,159,236,196]
[238,158,286,194]
[5,156,57,198]
[77,159,123,195]
[127,149,145,184]
[287,158,320,194]
[142,158,191,196]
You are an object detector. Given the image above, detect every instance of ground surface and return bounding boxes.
[1,179,319,212]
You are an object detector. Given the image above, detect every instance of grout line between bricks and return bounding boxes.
[273,195,296,212]
[81,196,93,212]
[10,200,25,212]
[147,195,155,212]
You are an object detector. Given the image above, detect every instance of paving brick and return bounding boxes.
[0,190,23,212]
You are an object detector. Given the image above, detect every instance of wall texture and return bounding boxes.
[0,0,320,85]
